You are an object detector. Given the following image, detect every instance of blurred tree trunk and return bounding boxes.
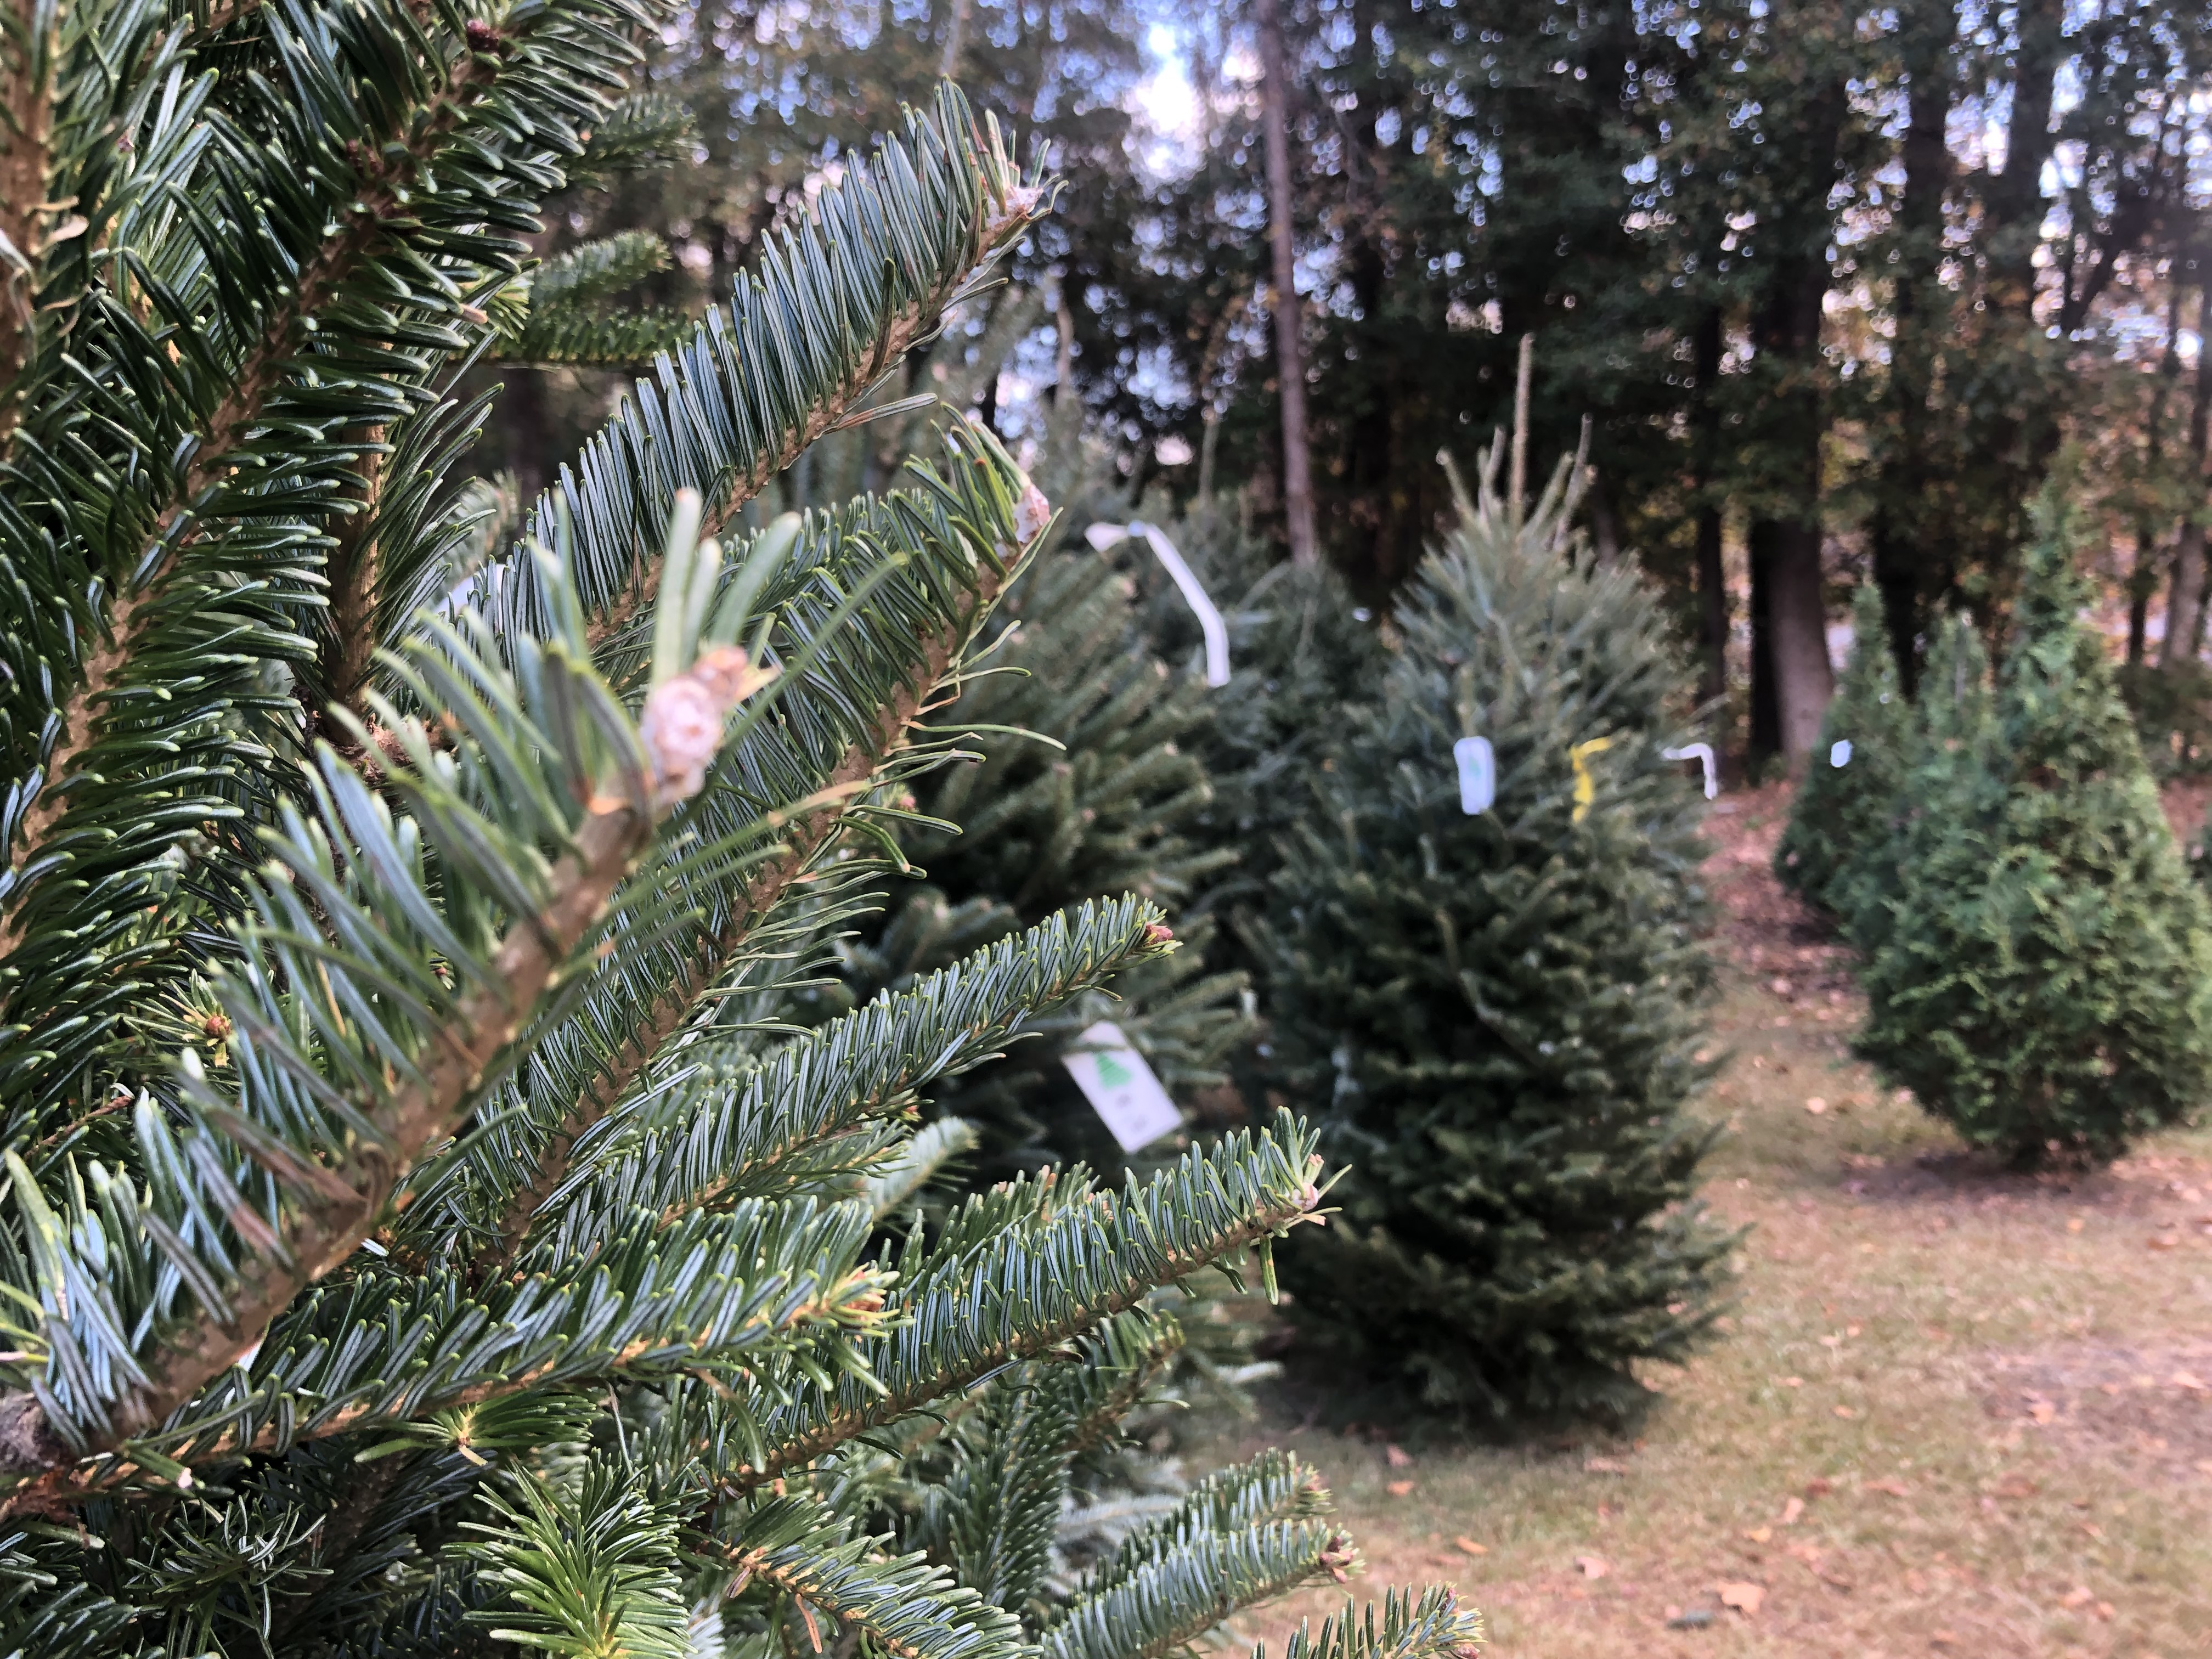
[2131,283,2185,668]
[2165,284,2212,672]
[1747,71,1843,772]
[1256,0,1318,568]
[1867,0,1956,696]
[1692,305,1728,707]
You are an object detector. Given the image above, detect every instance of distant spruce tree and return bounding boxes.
[1264,439,1731,1423]
[1775,585,1911,917]
[1857,498,2212,1165]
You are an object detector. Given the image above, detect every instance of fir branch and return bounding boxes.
[0,18,507,926]
[569,89,695,179]
[478,86,1049,654]
[1058,1308,1186,1460]
[459,1466,694,1659]
[0,791,651,1499]
[323,424,394,715]
[480,461,1039,1268]
[861,1118,978,1222]
[703,1491,1027,1659]
[526,897,1167,1261]
[1045,1522,1357,1659]
[726,1118,1326,1489]
[1064,1450,1331,1601]
[1261,1588,1486,1659]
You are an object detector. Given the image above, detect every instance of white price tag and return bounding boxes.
[1062,1021,1183,1152]
[1453,736,1496,814]
[1830,738,1852,768]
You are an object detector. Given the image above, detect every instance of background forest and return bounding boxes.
[490,0,2212,775]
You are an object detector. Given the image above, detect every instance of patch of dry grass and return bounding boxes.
[1203,786,2212,1658]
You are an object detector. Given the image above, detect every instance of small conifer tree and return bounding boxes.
[1775,585,1911,917]
[1263,441,1731,1423]
[831,538,1252,1178]
[0,14,1477,1655]
[1844,612,1994,953]
[1857,500,2212,1165]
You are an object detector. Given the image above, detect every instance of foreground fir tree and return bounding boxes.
[0,10,1479,1655]
[1857,501,2212,1165]
[1264,442,1731,1423]
[1775,585,1910,918]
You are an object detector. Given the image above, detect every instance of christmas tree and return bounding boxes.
[1856,498,2212,1165]
[847,536,1253,1179]
[1265,439,1732,1423]
[1775,585,1910,918]
[0,14,1476,1653]
[1843,611,1994,955]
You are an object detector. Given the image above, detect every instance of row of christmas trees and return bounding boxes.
[1779,496,2212,1167]
[860,405,1735,1426]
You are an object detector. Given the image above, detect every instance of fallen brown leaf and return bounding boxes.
[1741,1526,1773,1544]
[2059,1587,2094,1609]
[1453,1537,1487,1558]
[1991,1475,2039,1500]
[1832,1404,1858,1419]
[1864,1479,1911,1498]
[1717,1581,1765,1616]
[1386,1480,1414,1497]
[1803,1476,1835,1498]
[1576,1555,1609,1579]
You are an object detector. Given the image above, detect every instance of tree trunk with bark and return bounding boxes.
[1256,0,1319,568]
[2166,285,2212,672]
[1746,75,1843,772]
[1692,307,1728,707]
[1867,0,1957,696]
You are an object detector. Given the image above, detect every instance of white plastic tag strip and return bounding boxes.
[1086,521,1231,687]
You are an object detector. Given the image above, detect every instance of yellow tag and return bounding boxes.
[1569,736,1613,823]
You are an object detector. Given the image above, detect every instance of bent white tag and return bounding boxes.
[1063,1021,1183,1152]
[1662,742,1719,800]
[1453,735,1496,814]
[1830,738,1852,768]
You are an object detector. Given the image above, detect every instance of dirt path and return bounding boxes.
[1204,785,2212,1658]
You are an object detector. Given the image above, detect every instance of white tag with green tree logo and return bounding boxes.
[1062,1021,1183,1151]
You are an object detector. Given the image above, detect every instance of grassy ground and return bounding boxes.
[1204,785,2212,1658]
